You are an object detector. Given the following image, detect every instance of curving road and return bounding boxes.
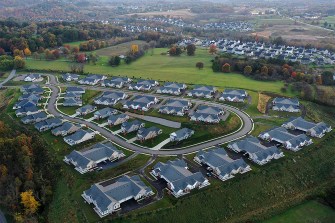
[0,70,16,88]
[43,74,254,155]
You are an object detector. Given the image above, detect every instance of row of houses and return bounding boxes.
[63,86,86,107]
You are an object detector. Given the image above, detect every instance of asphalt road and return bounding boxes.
[45,74,254,155]
[0,70,16,88]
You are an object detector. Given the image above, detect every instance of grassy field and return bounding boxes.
[25,47,290,95]
[263,200,335,223]
[94,40,147,57]
[63,41,88,47]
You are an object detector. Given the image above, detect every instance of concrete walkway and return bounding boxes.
[125,112,181,128]
[151,138,171,150]
[127,137,137,143]
[113,129,122,135]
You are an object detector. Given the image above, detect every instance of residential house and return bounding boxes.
[227,136,284,165]
[93,108,117,120]
[94,91,127,106]
[170,128,194,142]
[219,89,248,102]
[123,95,159,111]
[76,105,97,116]
[187,85,216,99]
[78,74,106,85]
[151,159,209,197]
[15,105,41,117]
[194,147,251,181]
[64,129,95,146]
[121,120,145,134]
[159,99,191,116]
[272,97,300,112]
[18,93,42,102]
[66,86,85,94]
[101,77,131,88]
[82,175,154,217]
[51,122,81,136]
[34,118,63,132]
[137,126,162,141]
[108,114,129,126]
[21,84,44,94]
[128,79,159,91]
[24,73,43,82]
[156,82,187,95]
[64,92,82,100]
[190,105,223,123]
[21,111,48,124]
[64,142,125,174]
[63,98,83,107]
[13,99,38,110]
[62,73,79,82]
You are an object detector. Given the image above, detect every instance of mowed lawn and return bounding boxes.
[25,47,288,94]
[263,200,335,223]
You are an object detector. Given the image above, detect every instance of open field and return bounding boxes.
[94,40,147,57]
[63,41,88,47]
[123,9,195,19]
[263,200,335,223]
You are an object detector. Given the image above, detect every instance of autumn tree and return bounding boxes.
[76,53,86,63]
[71,46,80,54]
[260,65,268,76]
[14,49,24,57]
[0,48,6,55]
[14,56,26,69]
[222,63,231,73]
[209,44,217,54]
[186,44,196,56]
[244,65,252,75]
[24,48,31,57]
[20,190,40,215]
[131,44,139,54]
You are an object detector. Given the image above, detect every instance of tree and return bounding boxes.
[32,52,39,60]
[209,44,217,54]
[14,49,24,57]
[169,46,182,56]
[24,48,31,57]
[186,44,196,56]
[71,46,79,54]
[321,71,334,85]
[131,44,139,54]
[20,190,40,215]
[260,66,268,76]
[244,65,252,75]
[196,62,204,69]
[149,40,156,55]
[76,53,86,63]
[109,56,121,66]
[88,53,98,65]
[14,56,25,69]
[222,63,231,73]
[324,21,328,27]
[0,48,5,55]
[272,36,285,45]
[52,50,60,59]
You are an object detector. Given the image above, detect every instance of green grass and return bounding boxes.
[63,41,88,47]
[94,40,147,57]
[263,200,335,223]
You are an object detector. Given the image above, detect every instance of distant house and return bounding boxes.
[78,74,106,85]
[76,105,97,116]
[34,118,63,132]
[63,98,83,107]
[82,175,154,217]
[15,105,41,117]
[21,111,48,124]
[93,108,117,120]
[62,73,79,82]
[64,129,95,146]
[272,97,300,112]
[228,136,284,165]
[194,147,251,181]
[13,99,38,110]
[24,73,43,82]
[219,89,248,102]
[137,126,162,141]
[66,86,85,94]
[64,142,125,174]
[101,77,131,88]
[128,79,159,91]
[259,127,312,151]
[190,105,223,123]
[170,128,194,142]
[151,159,210,197]
[123,95,159,111]
[282,117,332,138]
[187,85,216,99]
[21,84,44,94]
[94,91,127,106]
[121,120,145,134]
[51,122,81,136]
[156,82,187,95]
[108,114,129,126]
[158,99,191,116]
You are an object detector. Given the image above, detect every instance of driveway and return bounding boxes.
[125,111,181,128]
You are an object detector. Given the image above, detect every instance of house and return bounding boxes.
[123,95,159,111]
[21,84,44,94]
[21,111,48,124]
[63,98,83,107]
[108,114,129,126]
[64,142,125,174]
[24,73,43,82]
[159,99,191,116]
[129,79,159,91]
[101,77,131,88]
[282,117,332,138]
[93,108,117,120]
[194,147,251,181]
[170,128,194,142]
[82,175,154,217]
[156,82,187,95]
[259,127,312,151]
[76,105,97,116]
[137,126,162,141]
[34,118,63,132]
[272,97,300,112]
[78,74,106,85]
[13,99,38,110]
[190,105,223,123]
[62,73,79,82]
[51,122,81,136]
[18,93,42,102]
[64,92,82,100]
[64,129,95,146]
[151,159,209,197]
[121,120,145,134]
[227,136,284,165]
[66,86,85,94]
[187,85,216,98]
[15,105,41,117]
[219,89,248,102]
[94,91,127,106]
